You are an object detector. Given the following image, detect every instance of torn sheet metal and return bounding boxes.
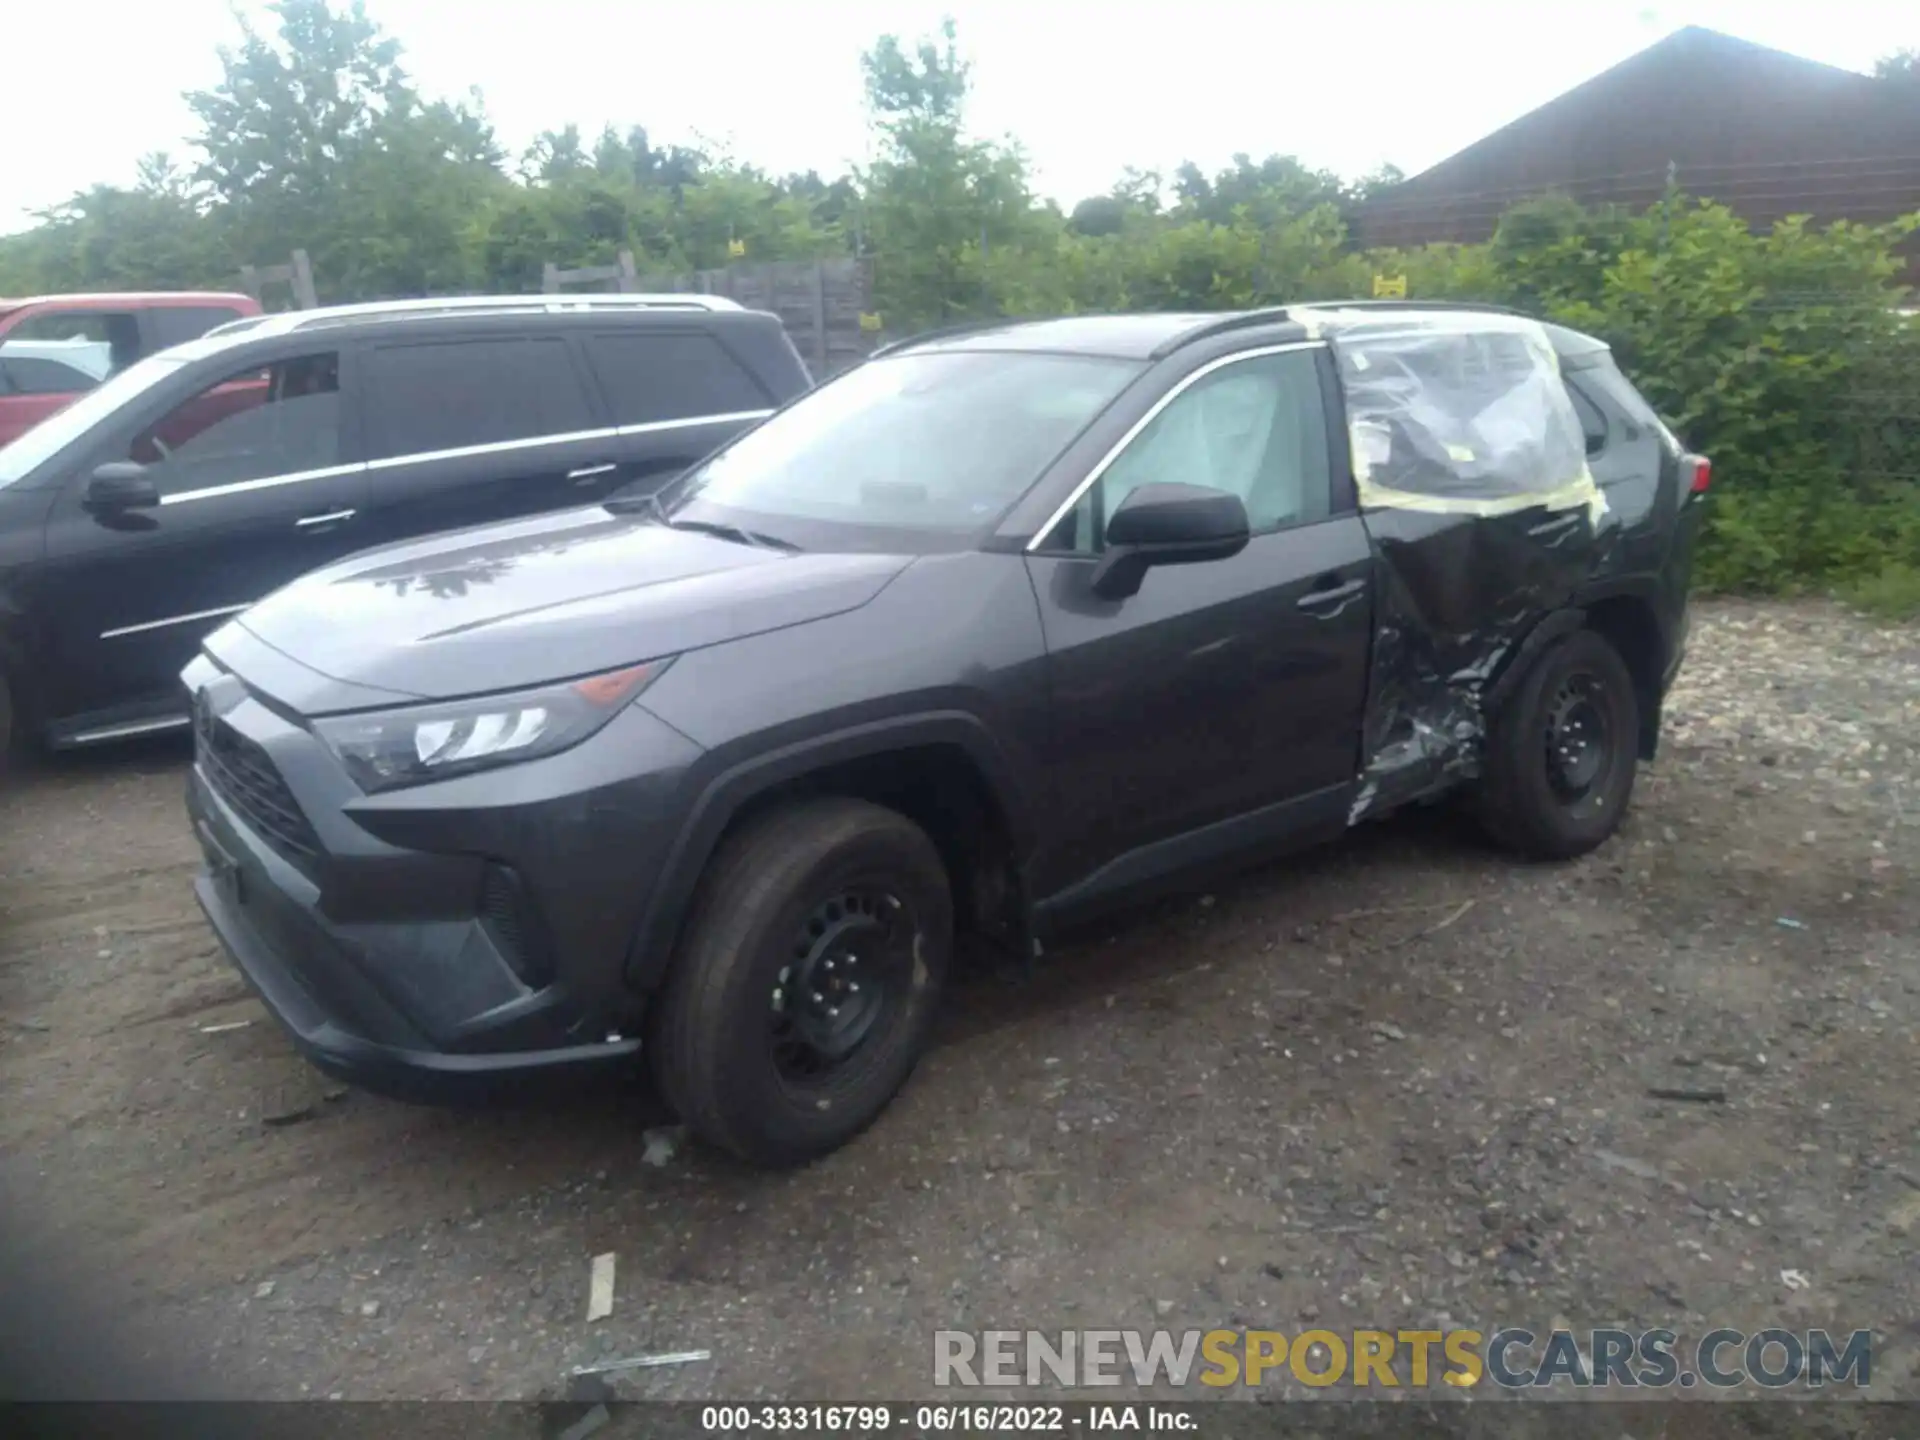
[1298,310,1619,822]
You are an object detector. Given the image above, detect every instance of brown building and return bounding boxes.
[1353,27,1920,256]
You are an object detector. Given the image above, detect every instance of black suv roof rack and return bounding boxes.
[204,293,742,341]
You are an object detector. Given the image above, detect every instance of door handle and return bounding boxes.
[1297,576,1367,614]
[568,462,618,483]
[296,508,356,529]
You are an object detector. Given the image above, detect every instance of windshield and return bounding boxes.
[0,354,189,487]
[656,350,1141,541]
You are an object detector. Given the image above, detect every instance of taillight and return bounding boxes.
[1688,455,1711,494]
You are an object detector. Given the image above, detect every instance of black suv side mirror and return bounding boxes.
[84,461,160,512]
[1091,482,1250,599]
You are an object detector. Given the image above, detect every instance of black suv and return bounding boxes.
[181,303,1707,1167]
[0,294,810,756]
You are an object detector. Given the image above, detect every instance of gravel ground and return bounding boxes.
[0,597,1915,1408]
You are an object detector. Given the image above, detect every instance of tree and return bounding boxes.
[187,0,411,210]
[1067,171,1164,238]
[522,125,588,183]
[184,0,506,297]
[1172,153,1346,228]
[2,186,235,294]
[1874,48,1920,83]
[1346,163,1407,203]
[856,17,1046,327]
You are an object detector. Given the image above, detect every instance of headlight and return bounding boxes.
[314,659,672,793]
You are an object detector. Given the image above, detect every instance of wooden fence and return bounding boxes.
[635,258,877,376]
[237,249,318,310]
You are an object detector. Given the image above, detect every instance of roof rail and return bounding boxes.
[1148,307,1296,359]
[1147,299,1535,359]
[1291,299,1526,318]
[205,292,744,340]
[868,316,1029,359]
[203,314,273,338]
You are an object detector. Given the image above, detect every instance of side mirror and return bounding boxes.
[84,461,160,512]
[1091,482,1250,599]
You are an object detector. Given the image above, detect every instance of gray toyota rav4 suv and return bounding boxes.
[183,301,1707,1167]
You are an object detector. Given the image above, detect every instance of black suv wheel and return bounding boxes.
[1476,629,1639,860]
[651,797,953,1167]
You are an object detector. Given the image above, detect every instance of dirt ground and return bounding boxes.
[1,597,1916,1406]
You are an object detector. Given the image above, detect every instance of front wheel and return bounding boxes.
[1475,629,1640,860]
[650,797,953,1168]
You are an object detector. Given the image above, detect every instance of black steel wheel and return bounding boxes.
[1543,670,1614,805]
[1476,629,1639,859]
[651,798,952,1168]
[769,887,917,1090]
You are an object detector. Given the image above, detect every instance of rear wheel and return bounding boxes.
[650,797,952,1167]
[1476,629,1639,859]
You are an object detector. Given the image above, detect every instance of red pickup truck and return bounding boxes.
[0,292,263,448]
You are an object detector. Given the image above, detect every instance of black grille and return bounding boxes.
[197,704,322,877]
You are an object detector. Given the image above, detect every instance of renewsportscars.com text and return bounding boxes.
[933,1327,1873,1389]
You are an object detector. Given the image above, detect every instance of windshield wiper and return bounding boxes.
[663,516,802,552]
[603,490,799,552]
[602,487,671,515]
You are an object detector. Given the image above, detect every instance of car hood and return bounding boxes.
[233,505,912,706]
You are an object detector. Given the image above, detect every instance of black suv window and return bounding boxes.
[362,338,596,461]
[149,306,248,350]
[127,353,342,499]
[584,331,771,427]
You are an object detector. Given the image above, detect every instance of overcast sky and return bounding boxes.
[3,0,1911,233]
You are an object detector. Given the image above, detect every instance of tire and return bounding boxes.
[650,797,953,1168]
[1475,628,1640,860]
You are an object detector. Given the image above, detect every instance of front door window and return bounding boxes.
[130,353,342,497]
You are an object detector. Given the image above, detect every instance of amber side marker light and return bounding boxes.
[574,661,664,707]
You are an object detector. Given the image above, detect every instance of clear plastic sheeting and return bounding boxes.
[1299,308,1607,524]
[1289,308,1621,823]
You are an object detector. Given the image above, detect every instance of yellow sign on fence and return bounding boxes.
[858,312,884,332]
[728,238,747,259]
[1372,274,1408,298]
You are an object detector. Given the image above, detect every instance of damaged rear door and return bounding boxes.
[1324,314,1612,818]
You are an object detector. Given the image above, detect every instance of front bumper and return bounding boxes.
[183,651,701,1105]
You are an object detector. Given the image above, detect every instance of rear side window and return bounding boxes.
[1575,359,1660,443]
[3,308,140,383]
[361,338,596,461]
[149,306,247,350]
[583,331,771,426]
[0,354,102,395]
[1565,379,1608,455]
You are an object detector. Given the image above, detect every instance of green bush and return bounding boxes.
[1842,562,1920,620]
